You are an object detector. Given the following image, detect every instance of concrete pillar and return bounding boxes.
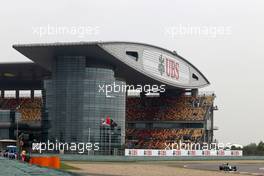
[1,90,4,98]
[31,89,34,99]
[16,90,19,99]
[191,89,198,97]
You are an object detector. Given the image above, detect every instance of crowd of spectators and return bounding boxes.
[126,95,214,121]
[126,128,204,149]
[0,98,42,121]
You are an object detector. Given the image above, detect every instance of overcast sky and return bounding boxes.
[0,0,263,145]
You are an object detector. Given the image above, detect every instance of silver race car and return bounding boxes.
[219,163,237,171]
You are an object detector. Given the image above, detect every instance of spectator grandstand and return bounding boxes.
[0,98,42,121]
[125,94,215,149]
[126,128,204,149]
[0,94,215,149]
[126,95,214,121]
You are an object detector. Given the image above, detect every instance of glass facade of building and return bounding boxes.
[44,56,126,154]
[0,110,17,139]
[0,110,10,139]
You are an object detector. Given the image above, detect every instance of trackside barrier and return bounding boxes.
[125,149,243,157]
[29,156,60,169]
[30,154,264,161]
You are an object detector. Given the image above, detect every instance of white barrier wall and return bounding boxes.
[125,149,243,157]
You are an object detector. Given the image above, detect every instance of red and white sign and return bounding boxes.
[142,50,190,85]
[125,149,243,157]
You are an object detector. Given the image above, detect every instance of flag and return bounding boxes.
[105,116,111,126]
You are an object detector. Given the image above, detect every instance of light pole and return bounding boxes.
[88,128,90,155]
[16,116,18,141]
[109,128,111,155]
[15,113,20,159]
[15,105,21,159]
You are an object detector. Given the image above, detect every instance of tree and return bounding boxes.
[243,141,264,156]
[243,143,257,156]
[257,141,264,155]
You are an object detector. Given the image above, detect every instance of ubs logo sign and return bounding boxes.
[158,54,180,80]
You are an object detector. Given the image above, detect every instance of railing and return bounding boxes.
[198,91,215,96]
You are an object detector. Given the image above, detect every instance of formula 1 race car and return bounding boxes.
[219,163,237,171]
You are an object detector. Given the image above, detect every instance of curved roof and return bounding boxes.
[12,41,210,89]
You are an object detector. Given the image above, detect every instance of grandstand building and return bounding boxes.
[0,41,216,154]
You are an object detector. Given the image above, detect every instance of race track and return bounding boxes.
[182,162,264,176]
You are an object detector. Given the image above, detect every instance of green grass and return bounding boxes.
[60,162,81,170]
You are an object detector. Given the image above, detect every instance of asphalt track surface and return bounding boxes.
[182,162,264,176]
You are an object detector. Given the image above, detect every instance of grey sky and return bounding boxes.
[0,0,263,145]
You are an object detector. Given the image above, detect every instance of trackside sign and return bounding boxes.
[125,149,243,157]
[142,50,190,85]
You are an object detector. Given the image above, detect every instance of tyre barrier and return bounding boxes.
[29,156,60,169]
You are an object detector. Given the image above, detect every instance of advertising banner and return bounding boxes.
[125,149,243,157]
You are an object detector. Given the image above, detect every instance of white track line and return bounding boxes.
[239,172,249,174]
